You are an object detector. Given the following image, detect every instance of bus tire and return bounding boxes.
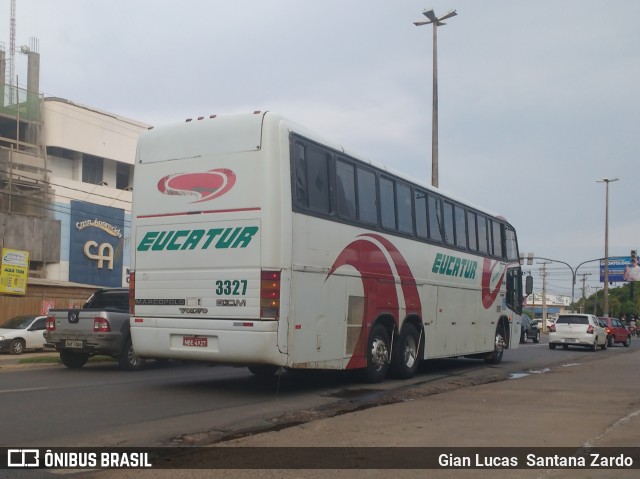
[390,323,422,379]
[248,365,280,376]
[484,326,505,364]
[362,324,390,383]
[118,338,146,371]
[60,350,89,369]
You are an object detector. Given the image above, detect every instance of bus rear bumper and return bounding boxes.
[130,319,285,366]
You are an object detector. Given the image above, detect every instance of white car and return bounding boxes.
[548,314,607,351]
[0,315,48,355]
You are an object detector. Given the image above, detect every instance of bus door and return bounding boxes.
[434,286,477,356]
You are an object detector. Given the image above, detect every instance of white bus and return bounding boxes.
[130,111,529,382]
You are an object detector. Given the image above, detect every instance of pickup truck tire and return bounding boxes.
[60,350,89,369]
[118,338,145,371]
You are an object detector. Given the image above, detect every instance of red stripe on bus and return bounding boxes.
[137,207,261,219]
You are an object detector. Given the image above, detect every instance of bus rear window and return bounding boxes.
[294,142,331,214]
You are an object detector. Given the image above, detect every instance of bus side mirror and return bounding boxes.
[525,275,533,296]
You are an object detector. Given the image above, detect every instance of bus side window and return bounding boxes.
[492,220,504,258]
[414,190,428,238]
[294,143,308,206]
[505,226,518,260]
[380,177,396,230]
[454,205,467,249]
[467,211,478,251]
[336,160,356,220]
[356,168,378,224]
[396,183,413,234]
[477,215,489,254]
[427,195,443,242]
[443,201,454,245]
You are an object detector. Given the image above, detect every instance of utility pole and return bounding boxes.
[9,0,16,98]
[540,262,550,331]
[579,273,591,313]
[580,273,592,300]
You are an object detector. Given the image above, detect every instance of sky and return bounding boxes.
[2,0,639,301]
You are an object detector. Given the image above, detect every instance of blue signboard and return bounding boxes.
[600,256,631,283]
[69,201,125,287]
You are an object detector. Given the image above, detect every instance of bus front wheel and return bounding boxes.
[484,326,505,364]
[362,324,390,383]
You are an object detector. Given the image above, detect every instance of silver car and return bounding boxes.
[548,314,607,351]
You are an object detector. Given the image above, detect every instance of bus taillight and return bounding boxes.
[129,271,135,315]
[260,270,281,320]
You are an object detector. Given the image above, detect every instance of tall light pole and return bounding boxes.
[597,177,619,316]
[414,8,457,188]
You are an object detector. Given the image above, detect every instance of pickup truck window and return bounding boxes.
[84,289,129,311]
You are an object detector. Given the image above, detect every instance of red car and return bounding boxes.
[598,317,631,347]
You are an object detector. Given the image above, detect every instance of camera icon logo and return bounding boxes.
[7,449,40,468]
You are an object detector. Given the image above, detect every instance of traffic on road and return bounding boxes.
[1,327,637,449]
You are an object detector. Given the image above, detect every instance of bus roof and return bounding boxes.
[138,111,510,225]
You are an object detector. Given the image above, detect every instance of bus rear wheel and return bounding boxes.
[362,324,390,383]
[118,338,146,371]
[390,323,422,379]
[248,365,281,376]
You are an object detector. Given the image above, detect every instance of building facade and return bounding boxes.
[1,45,149,320]
[42,98,149,287]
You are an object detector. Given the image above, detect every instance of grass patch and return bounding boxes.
[17,355,115,365]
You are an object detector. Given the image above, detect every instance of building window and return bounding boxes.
[82,155,104,185]
[116,163,133,190]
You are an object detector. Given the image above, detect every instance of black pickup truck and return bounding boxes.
[45,287,145,370]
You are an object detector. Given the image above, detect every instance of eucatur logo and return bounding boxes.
[157,169,236,203]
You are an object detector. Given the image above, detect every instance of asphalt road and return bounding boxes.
[0,334,640,479]
[0,334,637,449]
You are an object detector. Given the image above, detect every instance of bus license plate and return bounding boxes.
[183,337,207,347]
[65,340,83,349]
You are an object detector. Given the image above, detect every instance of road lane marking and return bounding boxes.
[0,387,49,394]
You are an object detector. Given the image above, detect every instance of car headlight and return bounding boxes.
[0,336,4,341]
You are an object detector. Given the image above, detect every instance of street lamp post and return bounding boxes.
[530,256,606,314]
[414,8,457,188]
[597,178,619,316]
